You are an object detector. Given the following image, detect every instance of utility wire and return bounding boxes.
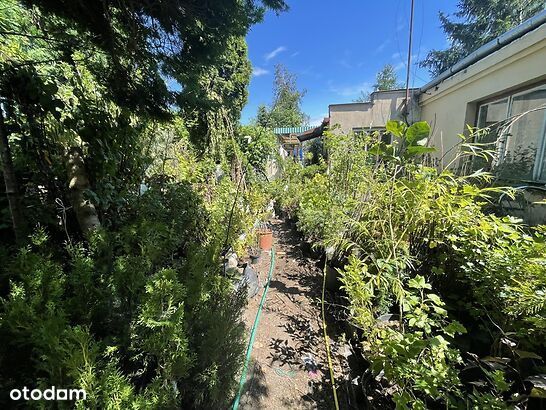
[412,0,425,90]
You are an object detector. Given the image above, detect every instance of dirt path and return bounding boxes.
[238,218,339,409]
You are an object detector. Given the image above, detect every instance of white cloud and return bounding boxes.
[375,39,391,54]
[330,81,373,97]
[309,113,328,126]
[291,51,300,58]
[252,67,269,77]
[265,46,287,61]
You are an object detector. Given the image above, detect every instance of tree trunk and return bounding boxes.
[0,107,26,244]
[66,147,101,235]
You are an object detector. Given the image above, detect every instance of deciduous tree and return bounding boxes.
[256,64,308,128]
[354,64,402,102]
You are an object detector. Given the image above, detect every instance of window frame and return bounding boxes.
[476,97,510,130]
[475,82,546,183]
[507,85,546,181]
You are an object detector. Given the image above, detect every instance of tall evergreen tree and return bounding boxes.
[421,0,545,76]
[179,36,252,154]
[256,104,273,128]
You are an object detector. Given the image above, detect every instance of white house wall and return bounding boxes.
[420,23,546,168]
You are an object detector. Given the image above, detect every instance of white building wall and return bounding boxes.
[419,23,546,168]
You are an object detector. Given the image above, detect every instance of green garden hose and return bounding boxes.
[232,247,276,410]
[322,259,340,410]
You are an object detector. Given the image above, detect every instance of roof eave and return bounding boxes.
[420,9,546,94]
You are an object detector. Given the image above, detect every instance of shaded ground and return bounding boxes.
[238,218,343,409]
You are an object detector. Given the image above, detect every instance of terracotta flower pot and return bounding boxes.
[258,229,273,251]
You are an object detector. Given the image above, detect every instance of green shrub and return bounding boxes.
[278,122,546,408]
[0,181,246,409]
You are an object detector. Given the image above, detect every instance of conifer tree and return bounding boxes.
[354,64,402,102]
[421,0,544,75]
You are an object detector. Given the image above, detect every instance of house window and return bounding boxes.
[477,98,509,131]
[380,131,392,145]
[476,84,546,182]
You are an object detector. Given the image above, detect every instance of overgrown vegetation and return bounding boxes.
[2,0,546,408]
[273,122,546,408]
[0,0,283,407]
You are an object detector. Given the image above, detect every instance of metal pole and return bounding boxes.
[405,0,416,106]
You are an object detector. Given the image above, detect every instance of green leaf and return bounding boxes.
[515,350,542,360]
[368,144,385,156]
[405,121,431,144]
[427,293,443,306]
[386,120,406,138]
[405,146,436,156]
[408,275,431,289]
[444,320,467,336]
[432,305,447,315]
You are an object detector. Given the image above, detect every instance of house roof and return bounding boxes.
[420,9,546,93]
[295,118,330,142]
[273,126,316,135]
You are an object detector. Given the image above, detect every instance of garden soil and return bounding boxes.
[238,218,345,409]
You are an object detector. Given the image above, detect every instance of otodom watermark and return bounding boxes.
[10,386,87,401]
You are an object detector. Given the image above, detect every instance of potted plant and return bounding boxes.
[257,223,273,251]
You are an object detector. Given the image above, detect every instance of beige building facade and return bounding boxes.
[329,89,418,135]
[328,11,546,183]
[420,16,546,175]
[325,10,546,223]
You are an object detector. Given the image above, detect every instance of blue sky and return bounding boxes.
[242,0,459,125]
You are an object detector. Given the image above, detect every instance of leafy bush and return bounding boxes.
[237,125,278,173]
[276,122,546,408]
[369,275,466,408]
